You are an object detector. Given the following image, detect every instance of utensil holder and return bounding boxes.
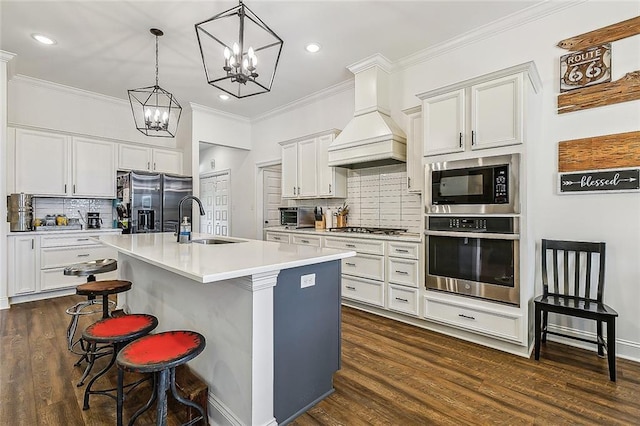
[315,218,325,230]
[336,215,347,228]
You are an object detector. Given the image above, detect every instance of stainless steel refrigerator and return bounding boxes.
[116,171,192,234]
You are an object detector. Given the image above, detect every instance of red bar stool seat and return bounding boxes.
[116,330,206,426]
[81,314,158,411]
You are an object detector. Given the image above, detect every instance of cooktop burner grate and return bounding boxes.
[328,226,408,235]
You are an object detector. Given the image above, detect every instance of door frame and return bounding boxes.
[199,169,231,236]
[255,159,281,240]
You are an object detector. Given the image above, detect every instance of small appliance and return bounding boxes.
[279,207,315,229]
[7,193,33,232]
[87,212,102,229]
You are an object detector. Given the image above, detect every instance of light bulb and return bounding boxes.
[229,56,236,67]
[252,54,258,67]
[224,47,231,60]
[242,58,249,71]
[145,109,151,119]
[248,47,254,58]
[162,111,169,123]
[232,43,239,55]
[154,109,160,122]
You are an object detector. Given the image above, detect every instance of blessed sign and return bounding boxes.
[560,43,611,92]
[559,169,639,193]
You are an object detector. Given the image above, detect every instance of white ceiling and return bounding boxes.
[1,1,542,119]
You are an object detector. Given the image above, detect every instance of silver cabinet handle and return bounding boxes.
[301,239,310,244]
[471,130,476,146]
[73,184,76,194]
[147,161,150,170]
[345,286,356,290]
[346,244,356,248]
[458,313,476,320]
[77,254,90,257]
[273,236,281,241]
[64,184,67,193]
[298,186,300,195]
[293,186,296,195]
[76,238,90,241]
[395,297,409,303]
[31,239,34,250]
[459,132,463,147]
[395,270,409,275]
[153,162,157,170]
[395,249,409,253]
[407,177,411,188]
[329,184,332,193]
[345,262,356,266]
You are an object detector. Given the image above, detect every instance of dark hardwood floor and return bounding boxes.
[2,295,639,425]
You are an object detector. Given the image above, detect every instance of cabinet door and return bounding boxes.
[118,144,152,171]
[281,143,298,198]
[297,138,318,197]
[153,148,183,174]
[72,137,116,198]
[15,129,69,196]
[471,74,523,150]
[423,89,465,156]
[8,236,38,296]
[316,133,347,198]
[405,111,423,193]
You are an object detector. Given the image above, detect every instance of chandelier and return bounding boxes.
[195,0,284,99]
[128,28,182,138]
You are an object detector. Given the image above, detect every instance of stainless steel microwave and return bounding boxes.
[279,207,316,229]
[426,154,520,214]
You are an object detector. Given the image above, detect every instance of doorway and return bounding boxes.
[256,162,282,239]
[200,171,230,236]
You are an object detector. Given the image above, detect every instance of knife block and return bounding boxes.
[315,218,326,230]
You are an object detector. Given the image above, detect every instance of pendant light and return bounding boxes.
[128,28,182,138]
[195,0,283,99]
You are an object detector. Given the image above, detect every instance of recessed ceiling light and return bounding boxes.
[219,94,230,101]
[305,43,321,53]
[32,33,56,45]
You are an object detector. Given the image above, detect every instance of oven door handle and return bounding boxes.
[424,230,519,240]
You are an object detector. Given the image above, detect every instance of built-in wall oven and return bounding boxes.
[427,154,519,214]
[425,216,519,306]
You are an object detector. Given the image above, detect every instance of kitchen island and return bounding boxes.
[97,232,355,426]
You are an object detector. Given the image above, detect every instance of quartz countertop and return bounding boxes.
[97,232,355,284]
[8,228,123,236]
[265,226,423,242]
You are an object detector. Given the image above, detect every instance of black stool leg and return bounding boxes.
[117,368,125,426]
[101,294,110,319]
[169,367,205,426]
[83,343,117,410]
[129,373,158,426]
[155,369,169,426]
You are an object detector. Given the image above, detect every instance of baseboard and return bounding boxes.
[0,296,9,310]
[208,392,277,426]
[8,288,76,305]
[547,324,640,363]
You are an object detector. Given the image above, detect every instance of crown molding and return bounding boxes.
[348,53,394,75]
[0,51,16,63]
[396,0,586,70]
[252,79,353,123]
[190,102,251,124]
[10,74,130,106]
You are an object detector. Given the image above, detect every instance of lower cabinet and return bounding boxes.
[264,231,291,243]
[342,275,384,307]
[388,284,419,316]
[8,232,118,299]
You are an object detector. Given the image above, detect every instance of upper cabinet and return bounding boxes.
[402,106,423,193]
[118,145,183,175]
[280,130,346,199]
[418,62,541,157]
[13,129,115,198]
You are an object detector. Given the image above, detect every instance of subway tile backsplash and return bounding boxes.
[33,197,114,228]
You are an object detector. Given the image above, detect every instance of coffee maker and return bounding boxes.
[7,193,34,231]
[87,212,102,229]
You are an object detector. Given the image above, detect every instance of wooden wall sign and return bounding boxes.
[560,44,611,92]
[559,169,639,193]
[558,131,640,172]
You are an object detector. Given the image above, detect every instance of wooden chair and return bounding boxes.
[534,239,618,381]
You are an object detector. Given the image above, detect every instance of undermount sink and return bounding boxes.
[191,238,238,245]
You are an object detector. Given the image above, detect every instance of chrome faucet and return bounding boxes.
[177,195,206,242]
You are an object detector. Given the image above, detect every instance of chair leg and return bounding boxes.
[129,373,158,426]
[155,369,169,426]
[117,368,124,426]
[169,367,205,426]
[597,320,604,357]
[83,343,117,410]
[541,310,548,343]
[607,318,616,382]
[534,304,541,360]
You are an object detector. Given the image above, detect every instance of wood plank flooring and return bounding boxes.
[2,295,639,425]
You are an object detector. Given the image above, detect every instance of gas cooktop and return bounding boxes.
[328,226,408,236]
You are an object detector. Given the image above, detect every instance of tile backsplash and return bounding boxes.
[33,197,114,228]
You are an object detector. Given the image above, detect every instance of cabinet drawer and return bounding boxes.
[41,267,117,292]
[325,237,384,255]
[41,245,116,269]
[388,285,419,316]
[292,235,322,247]
[424,296,522,343]
[342,254,384,281]
[41,234,105,248]
[342,276,384,307]
[387,242,420,259]
[387,258,419,288]
[265,232,291,243]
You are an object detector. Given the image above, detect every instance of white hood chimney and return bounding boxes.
[328,54,406,169]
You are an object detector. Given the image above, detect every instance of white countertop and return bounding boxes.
[265,226,423,242]
[97,232,356,284]
[8,228,123,236]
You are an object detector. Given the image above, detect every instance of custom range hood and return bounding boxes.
[328,54,406,169]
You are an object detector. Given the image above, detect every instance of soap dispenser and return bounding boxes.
[178,216,191,243]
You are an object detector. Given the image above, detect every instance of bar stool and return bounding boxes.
[116,331,206,426]
[70,279,133,386]
[82,314,158,411]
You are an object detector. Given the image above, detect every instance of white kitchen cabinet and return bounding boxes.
[7,235,38,296]
[291,234,322,247]
[14,128,70,196]
[402,106,423,193]
[418,63,541,157]
[118,144,183,175]
[280,130,346,199]
[264,231,291,243]
[72,137,116,198]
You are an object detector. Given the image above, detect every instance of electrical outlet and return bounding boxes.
[300,273,315,288]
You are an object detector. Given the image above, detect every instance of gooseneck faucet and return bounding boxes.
[177,195,206,242]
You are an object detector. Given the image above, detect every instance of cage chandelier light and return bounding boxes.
[128,28,182,138]
[195,0,284,99]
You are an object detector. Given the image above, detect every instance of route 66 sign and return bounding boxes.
[560,43,611,92]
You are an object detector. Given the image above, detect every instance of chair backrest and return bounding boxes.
[541,239,606,303]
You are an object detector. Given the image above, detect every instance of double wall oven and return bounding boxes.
[425,154,521,306]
